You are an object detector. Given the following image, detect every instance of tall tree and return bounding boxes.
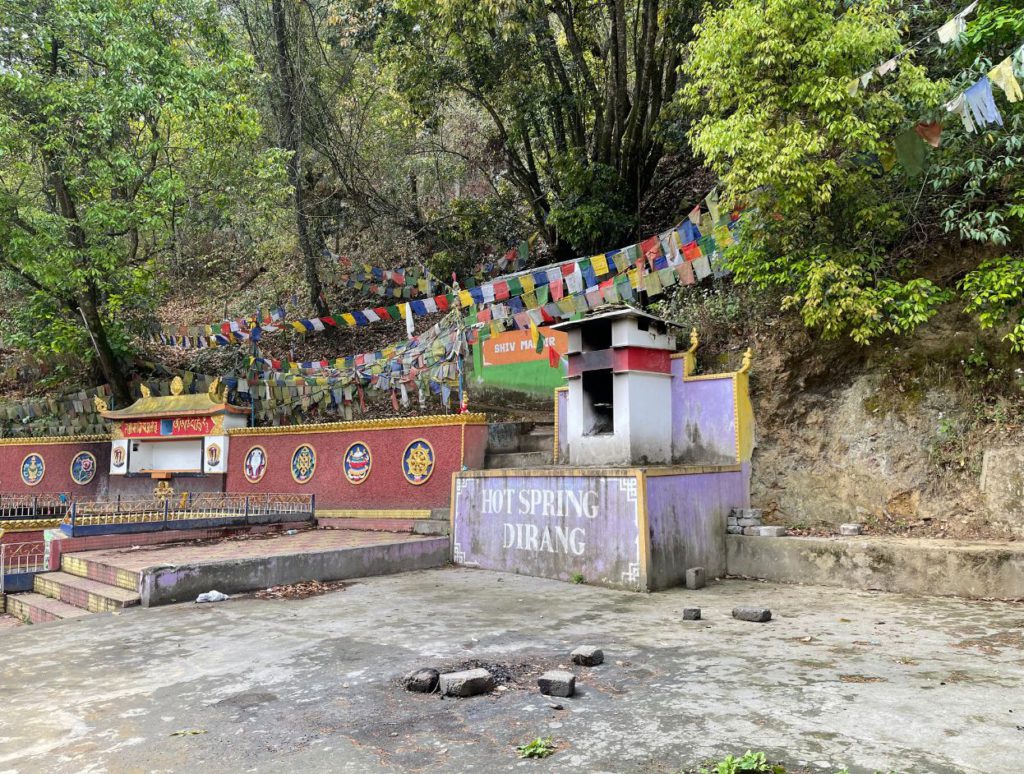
[236,0,333,317]
[376,0,702,254]
[0,0,265,404]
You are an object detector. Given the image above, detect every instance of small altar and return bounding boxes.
[452,308,754,591]
[99,377,249,496]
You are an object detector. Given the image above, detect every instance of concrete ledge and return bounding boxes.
[139,537,450,606]
[727,535,1024,600]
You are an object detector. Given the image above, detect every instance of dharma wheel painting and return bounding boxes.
[402,439,435,485]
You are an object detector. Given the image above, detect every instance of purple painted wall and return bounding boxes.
[670,361,737,465]
[553,361,740,466]
[645,467,750,589]
[453,473,642,589]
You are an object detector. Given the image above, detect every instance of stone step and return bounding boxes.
[318,517,420,533]
[484,450,551,469]
[33,571,140,613]
[317,517,450,536]
[519,429,556,453]
[61,553,141,593]
[6,592,92,625]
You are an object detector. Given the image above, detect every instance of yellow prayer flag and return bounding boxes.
[459,289,473,307]
[340,313,357,326]
[591,254,610,276]
[291,321,306,332]
[520,274,535,294]
[628,268,641,289]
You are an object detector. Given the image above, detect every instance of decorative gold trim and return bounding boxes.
[170,376,184,396]
[455,464,742,479]
[69,451,98,486]
[635,470,651,591]
[0,435,109,447]
[243,444,268,483]
[342,441,373,485]
[290,443,317,484]
[402,438,435,486]
[228,413,487,437]
[318,508,432,519]
[0,518,62,531]
[20,452,45,487]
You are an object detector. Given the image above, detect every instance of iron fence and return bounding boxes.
[0,540,48,594]
[65,492,315,531]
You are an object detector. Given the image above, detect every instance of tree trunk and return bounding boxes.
[271,0,328,317]
[79,292,131,406]
[48,165,131,405]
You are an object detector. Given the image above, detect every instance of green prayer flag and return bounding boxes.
[507,277,523,296]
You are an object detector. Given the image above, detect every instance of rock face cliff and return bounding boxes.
[733,305,1024,540]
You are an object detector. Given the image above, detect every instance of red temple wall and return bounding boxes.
[225,415,488,510]
[0,438,109,496]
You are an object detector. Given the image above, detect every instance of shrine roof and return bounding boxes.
[100,379,248,421]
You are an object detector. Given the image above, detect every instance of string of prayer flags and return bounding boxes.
[964,77,1004,129]
[914,121,943,148]
[989,56,1022,103]
[937,0,977,44]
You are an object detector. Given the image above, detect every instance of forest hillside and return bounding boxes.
[1,0,1023,536]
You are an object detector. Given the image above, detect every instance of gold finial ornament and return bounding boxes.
[208,377,226,402]
[140,384,151,398]
[93,396,108,413]
[686,328,700,355]
[739,347,754,374]
[170,376,184,396]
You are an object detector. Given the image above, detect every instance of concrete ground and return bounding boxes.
[71,529,437,573]
[0,569,1021,774]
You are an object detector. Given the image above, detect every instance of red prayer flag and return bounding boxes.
[548,346,560,368]
[494,280,510,301]
[641,235,662,262]
[683,241,703,261]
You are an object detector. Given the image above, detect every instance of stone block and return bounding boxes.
[839,523,863,536]
[742,527,761,536]
[402,668,440,693]
[757,526,787,537]
[732,607,772,623]
[685,567,706,590]
[439,668,493,697]
[537,670,576,698]
[738,518,762,527]
[571,646,604,667]
[682,607,701,620]
[726,526,744,535]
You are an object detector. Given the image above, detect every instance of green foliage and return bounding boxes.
[683,0,950,344]
[378,0,695,254]
[699,750,783,774]
[0,0,282,391]
[961,255,1024,350]
[570,571,585,584]
[546,158,635,254]
[516,736,556,759]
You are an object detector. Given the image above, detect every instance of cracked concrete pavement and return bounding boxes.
[1,568,1022,773]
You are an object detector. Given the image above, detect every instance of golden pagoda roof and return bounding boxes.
[98,376,248,420]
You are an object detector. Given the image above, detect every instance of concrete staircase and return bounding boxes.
[6,554,140,624]
[484,421,555,469]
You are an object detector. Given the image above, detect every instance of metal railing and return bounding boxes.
[65,492,315,531]
[0,494,72,521]
[0,540,48,594]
